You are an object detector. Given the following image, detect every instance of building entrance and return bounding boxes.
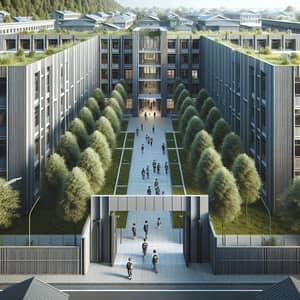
[139,99,161,117]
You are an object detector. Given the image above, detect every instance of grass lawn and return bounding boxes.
[172,186,185,194]
[166,133,176,148]
[170,163,182,186]
[117,132,126,147]
[116,186,128,195]
[115,211,128,228]
[121,120,128,131]
[168,149,178,163]
[172,119,179,131]
[125,133,135,148]
[172,211,185,228]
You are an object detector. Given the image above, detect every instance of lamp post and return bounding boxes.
[28,196,40,247]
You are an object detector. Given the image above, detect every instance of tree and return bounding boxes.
[209,167,241,229]
[285,177,300,216]
[212,118,231,151]
[119,79,127,89]
[93,88,106,110]
[107,97,123,120]
[183,116,205,151]
[221,132,243,169]
[89,130,112,171]
[179,105,199,135]
[195,88,209,112]
[232,154,262,219]
[42,153,69,204]
[104,106,121,134]
[79,147,105,194]
[96,116,116,149]
[79,107,96,134]
[174,83,185,101]
[111,90,125,110]
[58,131,81,169]
[206,106,222,133]
[86,97,101,121]
[188,129,214,171]
[69,118,89,151]
[115,82,127,100]
[0,178,20,229]
[179,97,194,115]
[60,167,91,225]
[200,97,215,120]
[195,147,223,193]
[175,89,189,111]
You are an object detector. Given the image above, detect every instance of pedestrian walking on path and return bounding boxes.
[157,163,161,174]
[142,238,148,257]
[126,258,133,280]
[152,250,159,273]
[152,160,157,173]
[155,185,160,195]
[132,223,136,239]
[143,220,149,240]
[152,125,155,133]
[141,168,145,180]
[141,144,144,154]
[164,162,168,174]
[154,178,159,188]
[150,137,153,146]
[136,128,139,136]
[157,217,161,229]
[154,112,156,118]
[146,166,150,179]
[147,186,152,195]
[141,123,143,131]
[145,134,149,142]
[162,143,166,155]
[144,112,147,120]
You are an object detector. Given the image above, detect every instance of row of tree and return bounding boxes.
[174,81,262,225]
[42,80,127,226]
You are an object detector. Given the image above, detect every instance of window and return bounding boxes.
[140,66,160,79]
[295,82,300,96]
[0,140,6,159]
[139,53,160,64]
[60,65,64,93]
[0,111,6,127]
[34,165,40,187]
[124,39,132,49]
[180,69,188,79]
[296,140,300,156]
[112,70,119,80]
[139,81,160,94]
[261,71,266,100]
[46,97,50,124]
[112,39,119,50]
[126,98,133,109]
[101,39,108,49]
[250,130,255,148]
[34,106,39,132]
[167,83,174,94]
[20,39,30,50]
[127,83,133,93]
[192,54,199,64]
[46,129,50,148]
[168,54,176,64]
[34,39,44,50]
[168,39,176,49]
[101,69,108,79]
[6,39,16,50]
[271,39,281,50]
[192,70,198,80]
[167,99,174,109]
[46,66,51,93]
[181,39,188,49]
[168,69,175,80]
[192,84,198,94]
[101,84,108,95]
[192,39,199,49]
[180,54,189,64]
[34,138,39,159]
[261,105,266,131]
[48,39,58,47]
[285,39,296,50]
[124,69,133,80]
[34,72,40,100]
[101,53,108,64]
[124,54,132,65]
[249,66,254,97]
[112,54,120,65]
[261,137,266,160]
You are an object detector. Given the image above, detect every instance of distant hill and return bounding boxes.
[0,0,123,20]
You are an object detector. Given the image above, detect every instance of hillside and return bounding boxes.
[0,0,123,20]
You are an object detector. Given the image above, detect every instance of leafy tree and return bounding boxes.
[206,106,222,133]
[179,105,198,134]
[209,167,241,227]
[174,83,185,101]
[195,88,209,112]
[89,130,112,171]
[119,79,127,89]
[96,116,116,149]
[86,97,101,120]
[183,116,205,151]
[212,118,231,151]
[179,97,194,115]
[0,178,20,229]
[42,153,69,204]
[58,131,81,169]
[285,177,300,216]
[115,83,127,100]
[104,106,121,134]
[79,107,96,134]
[69,118,89,151]
[232,154,262,219]
[174,79,182,89]
[221,132,243,169]
[107,97,123,120]
[200,97,215,120]
[93,88,106,110]
[175,89,189,111]
[188,130,214,171]
[60,167,91,225]
[111,90,125,110]
[79,147,105,193]
[195,147,223,192]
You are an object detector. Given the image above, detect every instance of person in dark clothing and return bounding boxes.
[141,144,144,154]
[157,217,162,229]
[152,160,157,173]
[147,186,152,195]
[126,258,133,280]
[141,168,146,180]
[152,250,159,273]
[150,137,153,146]
[132,223,136,239]
[141,123,143,131]
[162,143,166,154]
[157,163,161,174]
[152,125,155,133]
[136,128,139,136]
[146,165,150,179]
[143,220,149,239]
[142,238,148,257]
[164,162,168,174]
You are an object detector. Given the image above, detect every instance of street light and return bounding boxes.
[28,196,40,247]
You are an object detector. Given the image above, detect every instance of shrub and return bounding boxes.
[58,131,81,169]
[195,88,209,112]
[188,130,214,171]
[86,97,101,120]
[200,97,215,120]
[175,89,189,111]
[79,107,96,134]
[212,118,231,151]
[93,88,106,110]
[112,90,125,110]
[69,118,89,150]
[206,106,222,133]
[179,105,199,135]
[221,132,243,169]
[89,130,112,171]
[104,106,121,134]
[174,83,185,101]
[107,97,123,120]
[79,147,105,194]
[16,48,24,57]
[179,97,194,115]
[209,167,241,224]
[285,176,300,215]
[119,79,127,89]
[96,116,116,149]
[183,116,205,151]
[195,147,223,192]
[115,82,127,100]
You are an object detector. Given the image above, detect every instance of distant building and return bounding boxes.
[51,10,81,21]
[84,14,104,24]
[96,11,110,20]
[137,15,160,27]
[13,16,33,22]
[0,19,55,34]
[112,14,135,29]
[56,19,97,31]
[197,15,240,31]
[0,10,10,22]
[262,19,300,33]
[224,10,261,29]
[100,23,121,31]
[0,277,69,300]
[167,13,194,31]
[256,276,300,300]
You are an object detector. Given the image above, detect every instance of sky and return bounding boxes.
[117,0,300,9]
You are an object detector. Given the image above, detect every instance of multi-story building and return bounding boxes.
[262,19,300,34]
[0,20,55,35]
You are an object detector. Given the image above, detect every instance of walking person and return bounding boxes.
[136,128,139,136]
[146,166,150,179]
[126,258,133,280]
[152,160,157,173]
[152,125,155,133]
[155,185,160,195]
[152,250,159,273]
[150,137,153,146]
[154,111,156,118]
[141,144,144,154]
[144,112,147,120]
[157,217,162,229]
[147,186,152,195]
[157,163,161,175]
[141,123,143,131]
[132,223,136,239]
[162,143,166,155]
[142,238,148,257]
[141,168,145,180]
[154,178,159,188]
[143,220,149,240]
[147,136,150,145]
[164,162,168,175]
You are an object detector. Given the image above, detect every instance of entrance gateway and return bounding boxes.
[139,98,162,117]
[90,195,209,265]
